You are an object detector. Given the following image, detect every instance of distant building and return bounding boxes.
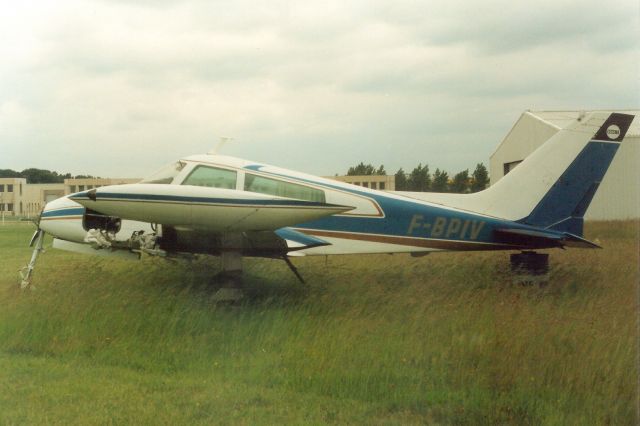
[329,175,395,191]
[22,183,66,218]
[0,178,28,217]
[0,177,140,218]
[64,177,140,195]
[490,110,639,220]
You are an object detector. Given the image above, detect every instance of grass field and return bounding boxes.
[0,221,638,425]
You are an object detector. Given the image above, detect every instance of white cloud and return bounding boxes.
[0,0,637,177]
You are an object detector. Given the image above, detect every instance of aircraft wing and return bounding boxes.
[69,184,353,232]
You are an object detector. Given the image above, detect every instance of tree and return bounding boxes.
[450,169,470,193]
[347,162,375,176]
[431,168,449,192]
[408,164,431,192]
[394,168,408,190]
[0,169,21,178]
[347,162,386,176]
[471,163,489,192]
[21,168,65,183]
[0,168,95,183]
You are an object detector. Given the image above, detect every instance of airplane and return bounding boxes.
[20,112,635,297]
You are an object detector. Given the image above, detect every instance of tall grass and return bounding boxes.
[0,221,637,424]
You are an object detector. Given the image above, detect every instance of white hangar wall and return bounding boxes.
[490,110,639,220]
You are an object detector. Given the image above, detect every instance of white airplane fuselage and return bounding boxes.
[37,112,634,261]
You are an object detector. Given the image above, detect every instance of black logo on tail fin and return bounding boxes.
[593,113,634,142]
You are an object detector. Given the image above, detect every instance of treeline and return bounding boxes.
[345,162,489,193]
[0,168,99,184]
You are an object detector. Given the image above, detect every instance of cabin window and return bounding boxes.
[244,173,325,203]
[182,166,237,189]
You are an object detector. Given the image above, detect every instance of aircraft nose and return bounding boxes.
[38,195,87,243]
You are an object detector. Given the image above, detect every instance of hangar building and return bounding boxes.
[490,110,639,220]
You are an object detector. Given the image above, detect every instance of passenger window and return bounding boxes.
[182,166,237,189]
[244,174,325,203]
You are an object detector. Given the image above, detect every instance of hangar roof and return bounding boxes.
[529,110,640,137]
[491,109,639,158]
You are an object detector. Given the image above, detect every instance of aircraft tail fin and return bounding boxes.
[514,113,634,236]
[465,112,635,237]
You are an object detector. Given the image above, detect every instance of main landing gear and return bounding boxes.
[510,251,550,286]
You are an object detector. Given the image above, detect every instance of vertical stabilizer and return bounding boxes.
[388,112,634,237]
[516,113,634,235]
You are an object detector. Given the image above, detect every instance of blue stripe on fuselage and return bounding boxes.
[41,207,85,218]
[244,165,556,245]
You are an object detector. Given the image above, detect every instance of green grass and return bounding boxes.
[0,221,638,425]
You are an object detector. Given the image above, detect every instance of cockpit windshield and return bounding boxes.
[140,161,186,184]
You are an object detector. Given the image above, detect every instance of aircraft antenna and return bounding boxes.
[208,137,233,155]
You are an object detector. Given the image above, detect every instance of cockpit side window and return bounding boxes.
[182,165,237,189]
[140,161,185,184]
[244,173,326,202]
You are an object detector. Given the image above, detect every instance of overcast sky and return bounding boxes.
[1,0,638,178]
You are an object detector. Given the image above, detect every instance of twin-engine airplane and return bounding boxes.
[21,112,634,293]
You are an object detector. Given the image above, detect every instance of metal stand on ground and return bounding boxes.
[211,233,245,302]
[510,251,550,286]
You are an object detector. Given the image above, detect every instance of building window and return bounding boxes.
[7,203,13,212]
[7,184,13,192]
[19,184,22,196]
[245,173,326,203]
[70,186,76,193]
[79,185,85,191]
[370,182,377,190]
[0,185,4,192]
[354,182,360,186]
[87,185,93,190]
[503,160,523,176]
[379,182,385,190]
[182,166,237,189]
[362,182,369,188]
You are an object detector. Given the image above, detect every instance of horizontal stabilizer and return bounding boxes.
[275,228,331,251]
[494,228,600,249]
[561,233,601,249]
